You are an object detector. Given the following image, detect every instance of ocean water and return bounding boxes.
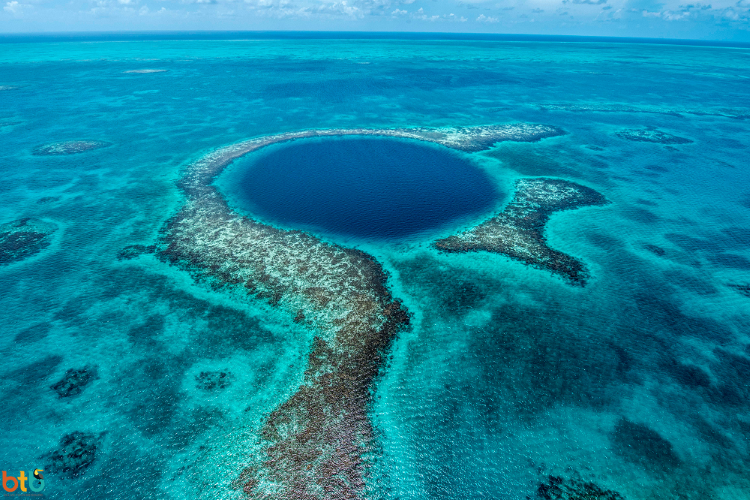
[0,34,749,500]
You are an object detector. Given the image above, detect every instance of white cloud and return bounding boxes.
[639,2,734,20]
[446,12,467,20]
[476,13,499,21]
[315,1,364,18]
[237,0,425,18]
[4,0,21,12]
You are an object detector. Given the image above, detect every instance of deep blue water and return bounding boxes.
[228,137,498,240]
[0,36,749,500]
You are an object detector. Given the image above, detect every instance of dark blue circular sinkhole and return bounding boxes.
[227,136,499,240]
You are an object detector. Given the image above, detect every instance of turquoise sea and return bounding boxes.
[1,34,749,499]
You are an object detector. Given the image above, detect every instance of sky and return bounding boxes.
[1,0,749,41]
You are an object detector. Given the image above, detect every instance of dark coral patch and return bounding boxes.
[728,283,750,298]
[585,231,621,251]
[195,370,233,390]
[621,206,659,224]
[434,178,609,285]
[644,164,669,173]
[660,359,711,388]
[535,475,625,500]
[644,244,666,257]
[44,432,103,478]
[710,253,750,270]
[0,218,57,265]
[14,322,52,344]
[117,244,156,261]
[615,128,692,144]
[37,196,61,204]
[5,355,63,386]
[706,349,750,408]
[51,366,98,398]
[33,140,110,156]
[611,418,681,471]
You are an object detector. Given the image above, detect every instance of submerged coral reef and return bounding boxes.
[615,129,692,145]
[195,370,233,391]
[0,218,57,265]
[539,102,750,121]
[117,244,156,261]
[535,475,625,500]
[610,418,681,472]
[33,140,110,155]
[156,124,564,498]
[51,366,98,398]
[44,432,103,478]
[728,283,750,298]
[435,178,608,285]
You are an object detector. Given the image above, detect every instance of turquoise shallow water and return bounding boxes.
[1,36,750,499]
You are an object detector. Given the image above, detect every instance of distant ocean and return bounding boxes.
[1,33,749,500]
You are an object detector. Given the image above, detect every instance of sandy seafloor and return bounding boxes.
[1,35,750,499]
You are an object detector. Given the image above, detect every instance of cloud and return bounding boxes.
[532,7,543,12]
[312,1,364,17]
[3,0,21,12]
[405,7,465,20]
[232,0,417,19]
[476,12,498,21]
[571,0,607,4]
[640,2,725,20]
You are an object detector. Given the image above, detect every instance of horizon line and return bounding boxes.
[1,30,749,48]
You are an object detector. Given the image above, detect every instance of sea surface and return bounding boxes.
[1,34,749,499]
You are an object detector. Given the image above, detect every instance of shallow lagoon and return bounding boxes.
[0,35,749,500]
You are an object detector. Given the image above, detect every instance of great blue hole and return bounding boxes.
[220,136,500,240]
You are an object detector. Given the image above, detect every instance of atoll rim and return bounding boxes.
[155,123,574,498]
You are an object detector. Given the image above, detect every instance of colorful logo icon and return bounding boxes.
[2,469,45,494]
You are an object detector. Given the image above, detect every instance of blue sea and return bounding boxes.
[1,33,749,499]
